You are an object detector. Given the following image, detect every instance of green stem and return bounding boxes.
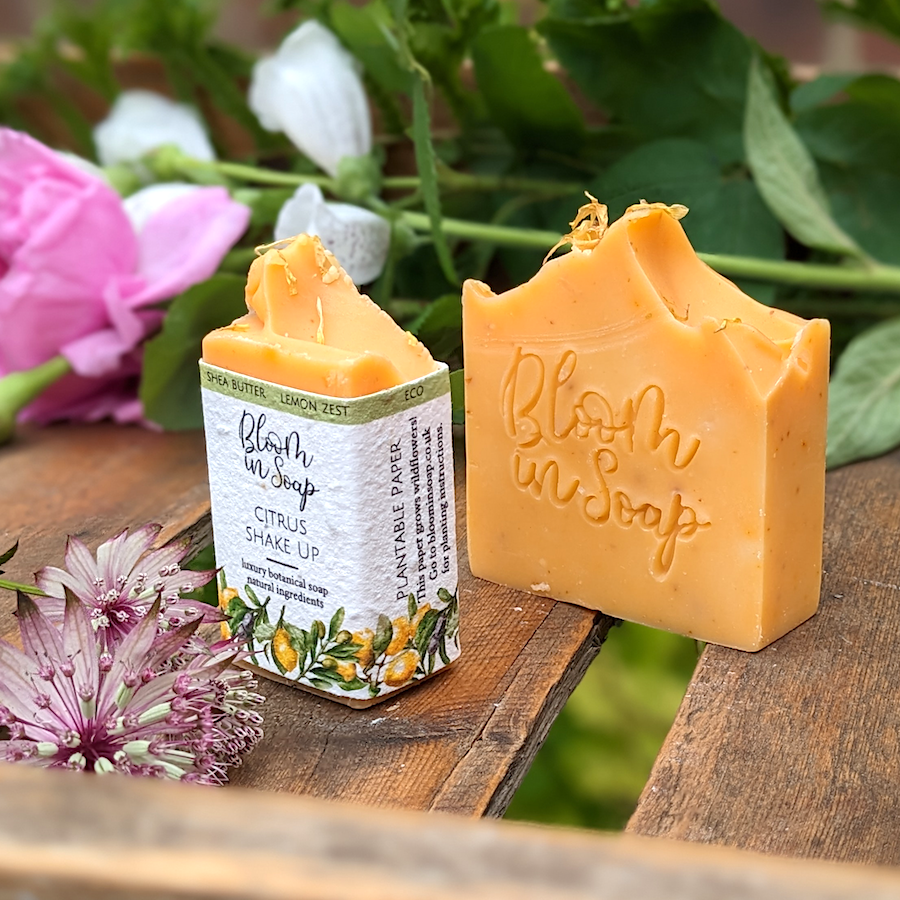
[0,355,71,446]
[399,212,900,295]
[175,157,580,197]
[0,579,46,596]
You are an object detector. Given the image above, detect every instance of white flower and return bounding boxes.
[122,183,201,233]
[249,21,372,178]
[93,90,216,167]
[275,183,389,284]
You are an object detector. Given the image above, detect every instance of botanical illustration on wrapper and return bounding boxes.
[219,573,460,700]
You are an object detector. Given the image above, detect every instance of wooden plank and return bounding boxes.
[628,448,900,864]
[2,764,900,900]
[0,422,611,816]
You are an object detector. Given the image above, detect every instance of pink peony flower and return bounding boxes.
[0,127,250,424]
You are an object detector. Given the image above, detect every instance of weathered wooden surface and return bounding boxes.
[5,765,900,900]
[628,448,900,864]
[0,422,612,816]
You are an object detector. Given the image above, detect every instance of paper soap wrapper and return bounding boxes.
[200,360,460,707]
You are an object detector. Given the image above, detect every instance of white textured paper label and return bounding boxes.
[200,361,460,704]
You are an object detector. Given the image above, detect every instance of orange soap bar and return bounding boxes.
[203,233,437,396]
[462,199,830,651]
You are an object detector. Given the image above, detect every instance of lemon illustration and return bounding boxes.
[272,627,298,673]
[352,628,375,669]
[335,660,358,683]
[384,649,420,687]
[218,586,238,611]
[386,615,412,656]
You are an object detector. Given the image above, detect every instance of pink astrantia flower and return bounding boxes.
[0,127,250,424]
[36,523,218,650]
[0,591,263,782]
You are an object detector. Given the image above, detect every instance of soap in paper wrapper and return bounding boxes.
[201,360,459,707]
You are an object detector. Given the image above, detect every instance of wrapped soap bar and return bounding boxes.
[201,235,459,707]
[462,199,829,652]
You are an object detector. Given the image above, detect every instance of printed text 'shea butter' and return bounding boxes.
[201,234,460,707]
[462,200,829,652]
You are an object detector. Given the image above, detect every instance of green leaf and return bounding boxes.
[245,585,261,606]
[790,73,855,115]
[308,677,333,690]
[411,76,458,285]
[0,542,18,573]
[409,293,462,360]
[407,592,418,620]
[373,613,394,656]
[827,317,900,469]
[471,25,584,153]
[540,0,755,165]
[450,368,465,426]
[744,55,864,260]
[589,138,784,261]
[328,607,346,641]
[140,273,248,430]
[339,677,367,691]
[330,0,413,96]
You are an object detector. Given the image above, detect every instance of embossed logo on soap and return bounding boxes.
[501,347,709,579]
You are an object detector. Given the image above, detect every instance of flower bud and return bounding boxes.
[248,21,371,178]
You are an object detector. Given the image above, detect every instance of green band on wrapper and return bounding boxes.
[199,360,450,426]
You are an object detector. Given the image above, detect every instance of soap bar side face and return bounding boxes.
[759,319,830,647]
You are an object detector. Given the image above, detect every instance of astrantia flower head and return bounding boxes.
[36,524,218,650]
[0,591,263,782]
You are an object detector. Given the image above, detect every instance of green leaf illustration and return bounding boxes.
[414,608,441,658]
[244,585,261,606]
[254,621,276,643]
[827,317,900,468]
[328,607,346,641]
[308,677,333,691]
[744,55,865,260]
[373,613,394,656]
[327,644,364,660]
[407,592,418,620]
[339,677,367,691]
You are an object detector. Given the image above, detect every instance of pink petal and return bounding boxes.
[16,593,65,671]
[62,590,100,702]
[0,129,138,372]
[128,187,250,307]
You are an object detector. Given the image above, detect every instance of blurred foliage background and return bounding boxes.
[507,624,700,830]
[4,0,900,830]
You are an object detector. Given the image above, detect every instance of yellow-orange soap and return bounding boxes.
[462,200,829,651]
[203,233,438,395]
